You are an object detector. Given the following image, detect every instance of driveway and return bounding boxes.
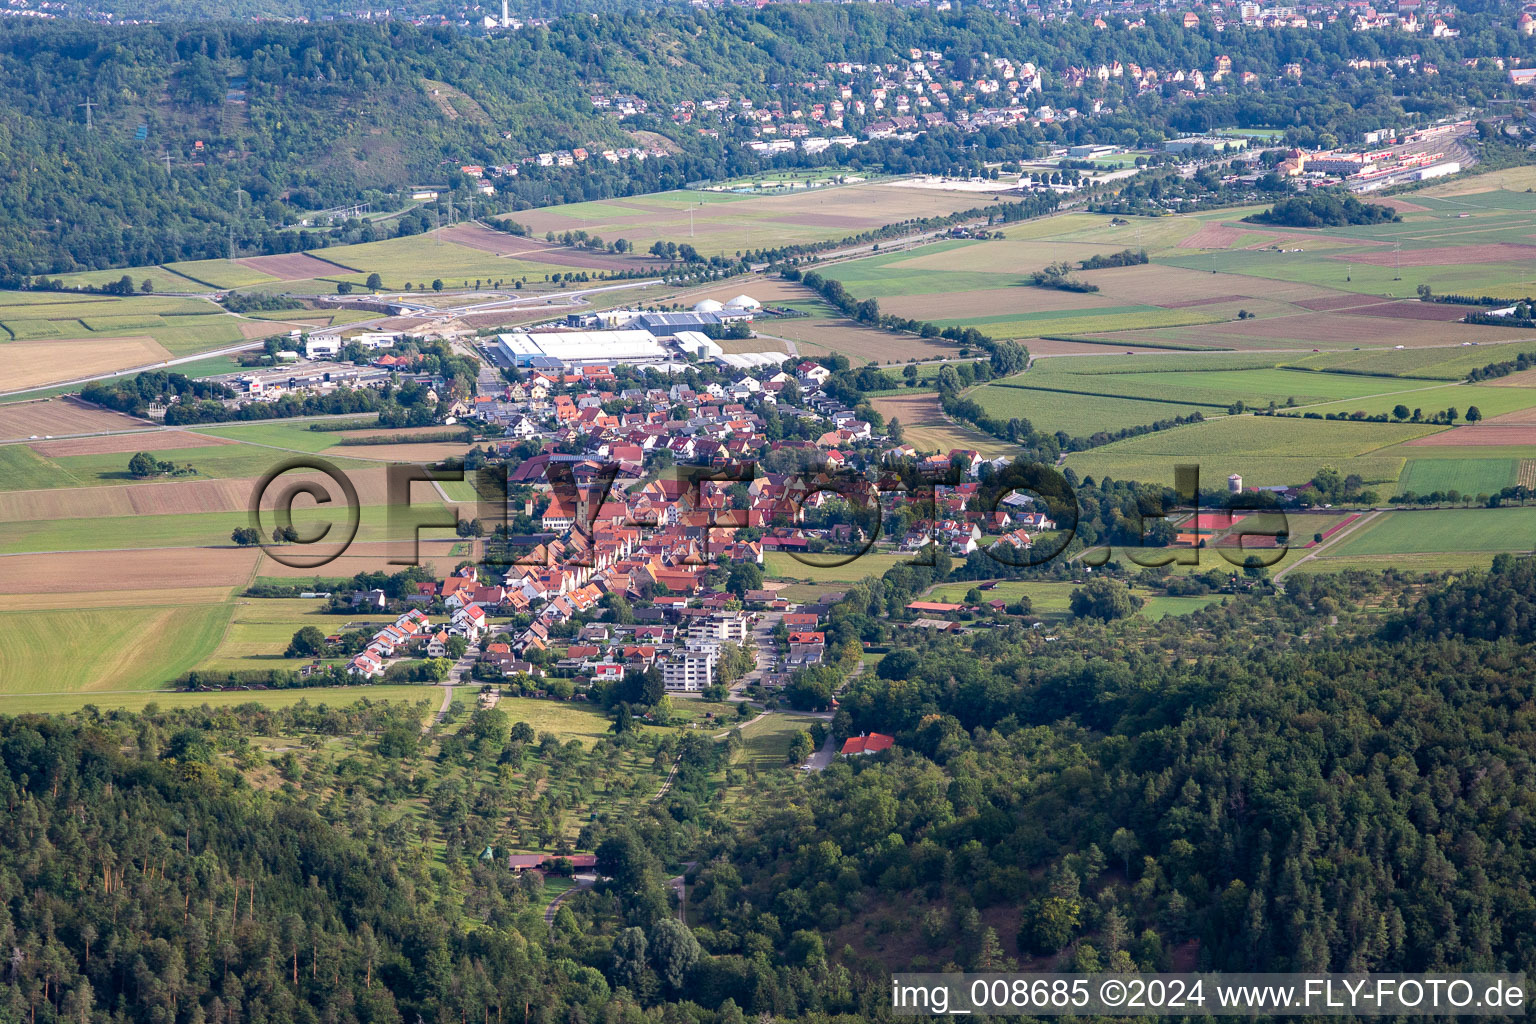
[804,731,837,772]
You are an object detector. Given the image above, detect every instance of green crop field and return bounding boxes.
[0,601,232,692]
[2,319,66,339]
[0,445,89,488]
[80,314,166,332]
[0,441,377,492]
[967,385,1212,435]
[1139,594,1224,619]
[819,244,1017,297]
[1293,383,1536,419]
[195,597,360,673]
[920,579,1220,621]
[1295,550,1515,575]
[0,502,445,554]
[1158,247,1536,300]
[1323,507,1536,557]
[0,683,442,716]
[1061,415,1438,489]
[165,260,282,289]
[1396,458,1518,497]
[46,265,201,295]
[146,317,257,355]
[1075,415,1441,458]
[1280,342,1536,380]
[765,551,912,583]
[314,236,553,288]
[188,419,392,452]
[1065,453,1410,489]
[1004,365,1416,408]
[924,579,1079,615]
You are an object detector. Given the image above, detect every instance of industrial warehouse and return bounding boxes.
[486,295,782,372]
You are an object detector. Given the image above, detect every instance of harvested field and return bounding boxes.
[236,252,355,280]
[1293,295,1382,311]
[437,224,668,271]
[882,286,1115,321]
[1337,243,1536,267]
[1179,223,1247,248]
[0,465,401,522]
[718,337,790,355]
[1028,339,1174,356]
[1520,460,1536,488]
[1075,264,1339,306]
[677,277,818,307]
[1484,368,1536,387]
[1403,424,1536,446]
[0,585,236,612]
[255,540,465,578]
[6,336,172,391]
[1100,312,1504,350]
[868,392,1017,457]
[507,182,983,259]
[0,547,260,592]
[1339,301,1473,321]
[1158,294,1250,308]
[237,320,286,338]
[0,398,149,440]
[28,430,236,457]
[1483,404,1536,423]
[759,318,959,363]
[1177,222,1382,251]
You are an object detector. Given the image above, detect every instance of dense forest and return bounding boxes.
[0,5,1533,275]
[4,558,1536,1021]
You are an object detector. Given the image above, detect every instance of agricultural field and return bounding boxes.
[1158,188,1536,301]
[1280,342,1536,380]
[1320,507,1536,557]
[0,683,443,716]
[0,496,450,554]
[505,179,988,260]
[194,596,373,673]
[308,235,561,289]
[1396,457,1520,497]
[1063,414,1443,489]
[1293,382,1536,419]
[0,599,233,693]
[967,385,1214,436]
[869,392,1020,458]
[765,551,914,584]
[997,360,1421,408]
[0,290,284,391]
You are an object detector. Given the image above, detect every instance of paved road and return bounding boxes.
[733,611,784,699]
[544,876,595,925]
[1273,508,1384,584]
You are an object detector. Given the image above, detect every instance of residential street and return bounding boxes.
[732,610,784,699]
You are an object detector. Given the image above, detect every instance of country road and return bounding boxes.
[1273,508,1384,583]
[421,683,454,734]
[544,877,594,925]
